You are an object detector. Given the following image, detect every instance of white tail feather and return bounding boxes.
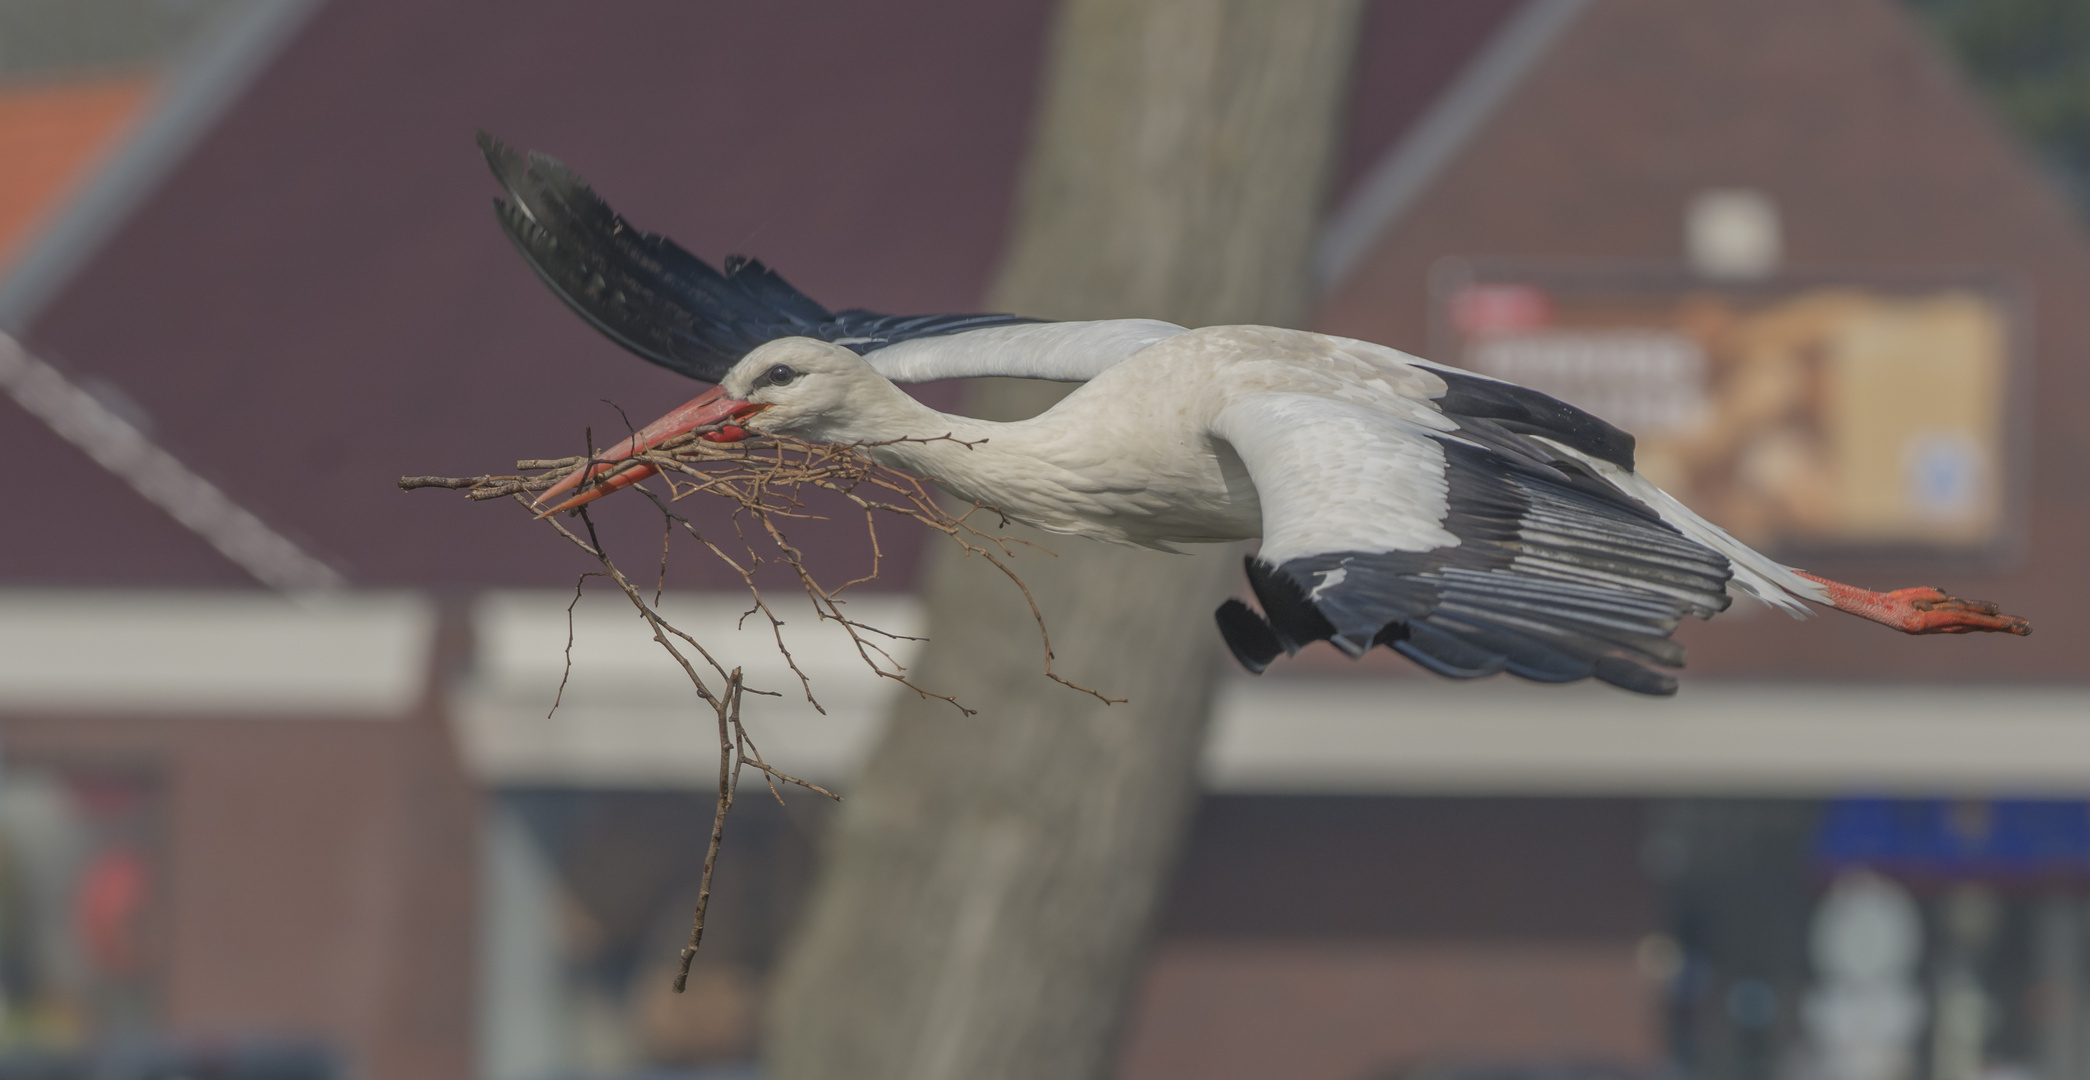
[1537,440,1828,618]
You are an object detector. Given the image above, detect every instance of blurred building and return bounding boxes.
[1,1,2086,1080]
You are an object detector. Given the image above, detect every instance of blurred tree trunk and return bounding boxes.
[763,3,1363,1078]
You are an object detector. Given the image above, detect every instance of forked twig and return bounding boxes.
[402,429,1115,987]
[402,432,1113,707]
[530,503,835,990]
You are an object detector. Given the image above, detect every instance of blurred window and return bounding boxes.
[1687,190,1783,280]
[0,764,160,1057]
[1649,797,2090,1080]
[478,790,822,1080]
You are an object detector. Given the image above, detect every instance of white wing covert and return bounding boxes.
[864,320,1185,383]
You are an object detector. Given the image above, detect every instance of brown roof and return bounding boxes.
[2,0,1513,593]
[1319,0,2090,680]
[6,0,1067,589]
[16,0,2078,682]
[1330,0,1526,206]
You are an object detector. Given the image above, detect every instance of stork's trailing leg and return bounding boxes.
[1797,572,2031,636]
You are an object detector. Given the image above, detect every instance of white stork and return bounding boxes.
[480,134,2029,696]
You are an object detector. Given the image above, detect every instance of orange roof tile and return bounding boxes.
[0,75,156,266]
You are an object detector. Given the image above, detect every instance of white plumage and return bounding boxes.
[483,134,2032,696]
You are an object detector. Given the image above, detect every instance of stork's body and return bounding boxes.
[480,134,2030,697]
[852,329,1277,549]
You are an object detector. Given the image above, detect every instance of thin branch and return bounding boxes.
[677,668,739,993]
[406,428,1118,986]
[547,572,604,719]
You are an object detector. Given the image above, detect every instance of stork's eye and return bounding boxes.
[762,364,799,388]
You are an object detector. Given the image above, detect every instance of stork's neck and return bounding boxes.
[801,381,1048,510]
[812,373,1257,548]
[849,400,1010,499]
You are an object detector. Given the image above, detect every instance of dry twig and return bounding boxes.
[401,429,1111,988]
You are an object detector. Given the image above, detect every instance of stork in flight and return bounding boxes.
[479,134,2029,696]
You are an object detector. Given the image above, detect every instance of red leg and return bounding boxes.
[1796,572,2031,636]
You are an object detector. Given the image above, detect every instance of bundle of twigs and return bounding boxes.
[401,427,1099,989]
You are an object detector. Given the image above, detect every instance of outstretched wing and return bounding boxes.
[1210,388,1733,696]
[480,132,1075,383]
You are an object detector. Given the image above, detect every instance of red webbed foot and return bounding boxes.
[1797,573,2031,636]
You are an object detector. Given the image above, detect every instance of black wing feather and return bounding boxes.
[1214,598,1285,674]
[478,132,1039,383]
[1227,435,1731,696]
[1427,364,1638,470]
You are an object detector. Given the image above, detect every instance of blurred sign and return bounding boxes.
[1432,262,2023,558]
[1813,797,2090,881]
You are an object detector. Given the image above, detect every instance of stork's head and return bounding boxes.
[530,337,909,515]
[716,338,898,443]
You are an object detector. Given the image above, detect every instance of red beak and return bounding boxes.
[532,385,764,516]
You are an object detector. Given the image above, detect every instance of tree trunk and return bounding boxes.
[763,4,1363,1078]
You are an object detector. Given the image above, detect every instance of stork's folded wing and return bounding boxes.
[1209,392,1733,696]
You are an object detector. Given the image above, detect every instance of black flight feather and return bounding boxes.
[1214,598,1285,674]
[1228,437,1730,696]
[477,131,1040,383]
[1429,365,1638,470]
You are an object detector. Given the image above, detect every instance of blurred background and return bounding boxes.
[1,0,2087,1078]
